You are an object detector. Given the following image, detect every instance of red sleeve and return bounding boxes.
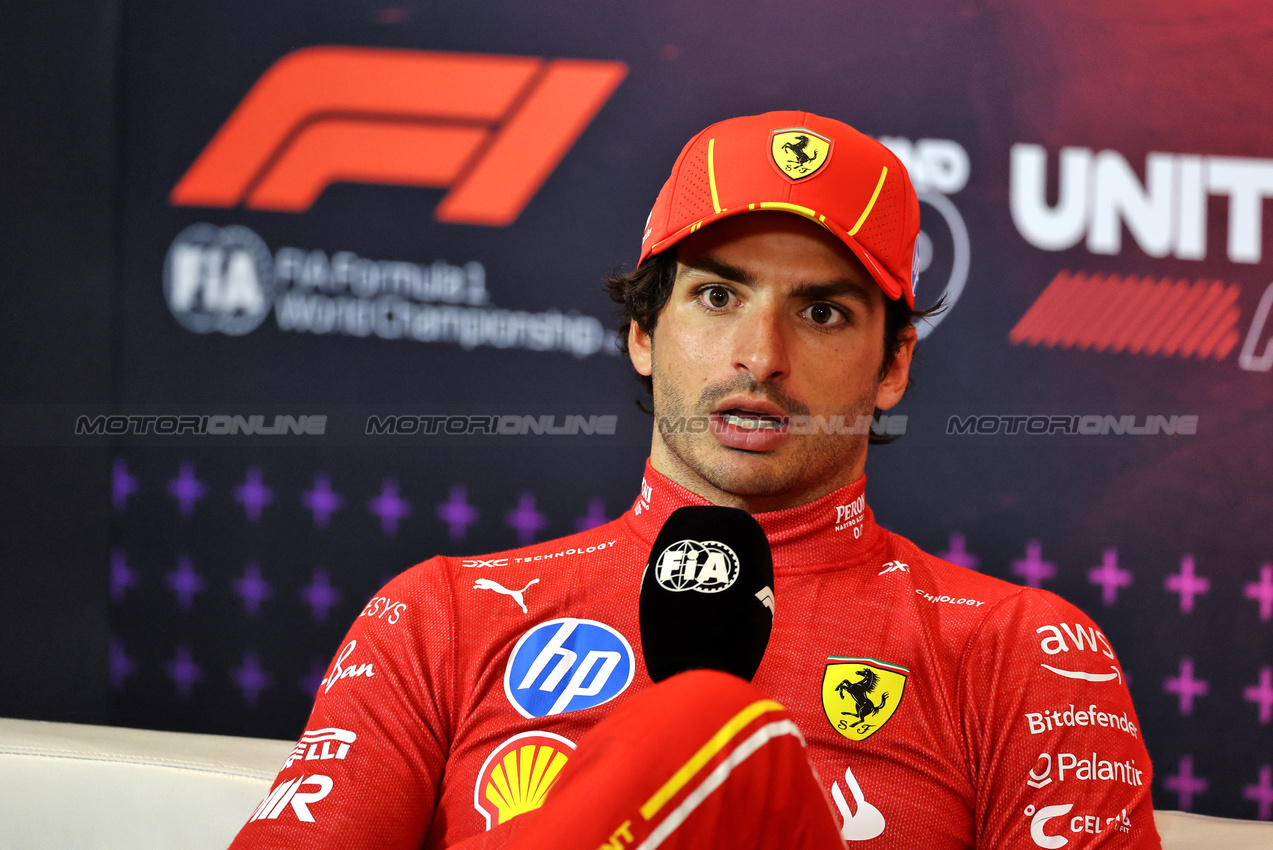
[960,589,1161,849]
[229,559,458,850]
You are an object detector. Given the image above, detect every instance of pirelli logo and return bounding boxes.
[170,46,627,225]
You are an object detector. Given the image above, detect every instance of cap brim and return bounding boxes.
[640,204,911,307]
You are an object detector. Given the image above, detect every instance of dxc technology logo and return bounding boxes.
[504,618,633,718]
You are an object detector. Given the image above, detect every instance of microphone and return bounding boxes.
[639,506,775,683]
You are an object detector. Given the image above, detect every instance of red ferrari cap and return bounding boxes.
[638,111,920,306]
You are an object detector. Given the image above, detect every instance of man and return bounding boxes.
[231,112,1159,848]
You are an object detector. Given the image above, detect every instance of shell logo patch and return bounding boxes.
[821,657,908,741]
[473,731,576,830]
[770,128,833,181]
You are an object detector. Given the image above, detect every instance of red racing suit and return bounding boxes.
[230,462,1160,849]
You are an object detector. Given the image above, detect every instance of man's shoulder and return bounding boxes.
[883,531,1103,630]
[385,514,634,593]
[884,531,1028,604]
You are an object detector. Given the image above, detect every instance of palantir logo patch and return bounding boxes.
[504,618,633,718]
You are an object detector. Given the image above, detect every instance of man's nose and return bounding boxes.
[731,305,790,383]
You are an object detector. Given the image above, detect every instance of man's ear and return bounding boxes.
[875,325,916,411]
[628,321,653,377]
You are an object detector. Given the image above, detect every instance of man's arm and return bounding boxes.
[960,589,1161,848]
[229,560,457,850]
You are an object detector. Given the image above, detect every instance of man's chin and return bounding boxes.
[690,447,807,499]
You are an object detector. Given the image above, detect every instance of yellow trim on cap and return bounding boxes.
[707,138,722,213]
[757,202,831,231]
[848,166,888,236]
[639,699,784,820]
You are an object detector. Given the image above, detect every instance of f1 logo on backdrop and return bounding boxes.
[504,618,634,718]
[170,46,627,226]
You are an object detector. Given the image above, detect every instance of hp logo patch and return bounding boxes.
[504,618,634,718]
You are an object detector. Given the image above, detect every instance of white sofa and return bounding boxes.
[1,717,1270,849]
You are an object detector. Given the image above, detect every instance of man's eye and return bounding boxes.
[703,287,731,309]
[805,304,845,326]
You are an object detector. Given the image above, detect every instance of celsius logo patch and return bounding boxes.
[821,657,909,741]
[164,223,273,335]
[504,618,634,718]
[1026,803,1074,849]
[653,539,740,593]
[473,731,576,830]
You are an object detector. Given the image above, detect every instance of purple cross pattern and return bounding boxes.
[506,492,548,546]
[437,486,479,542]
[1164,755,1208,811]
[939,532,980,571]
[112,458,139,513]
[233,562,273,617]
[368,479,411,536]
[165,645,204,698]
[110,549,136,603]
[1243,765,1273,821]
[302,472,344,529]
[299,658,328,697]
[1010,540,1056,588]
[1165,555,1209,614]
[167,461,206,517]
[1245,667,1273,725]
[231,651,272,706]
[1245,564,1273,622]
[165,556,206,611]
[575,498,608,533]
[234,467,275,523]
[1164,656,1209,715]
[109,637,136,690]
[1087,548,1133,606]
[301,568,342,623]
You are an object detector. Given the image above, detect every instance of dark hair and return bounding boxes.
[604,247,945,444]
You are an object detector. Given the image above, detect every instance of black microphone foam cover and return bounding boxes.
[639,505,775,683]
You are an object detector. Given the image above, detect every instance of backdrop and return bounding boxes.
[14,0,1273,824]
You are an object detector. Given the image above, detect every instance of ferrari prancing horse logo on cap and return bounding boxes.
[821,656,908,741]
[771,128,832,181]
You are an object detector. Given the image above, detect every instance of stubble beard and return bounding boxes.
[651,369,877,504]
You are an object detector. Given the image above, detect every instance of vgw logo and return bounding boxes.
[170,46,626,226]
[503,618,634,718]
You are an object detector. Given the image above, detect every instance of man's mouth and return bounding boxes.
[718,410,787,431]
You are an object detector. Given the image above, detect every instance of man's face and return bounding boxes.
[628,212,915,512]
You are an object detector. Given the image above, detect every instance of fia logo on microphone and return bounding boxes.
[653,539,740,593]
[504,618,634,718]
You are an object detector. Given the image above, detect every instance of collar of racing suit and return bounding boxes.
[621,460,890,575]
